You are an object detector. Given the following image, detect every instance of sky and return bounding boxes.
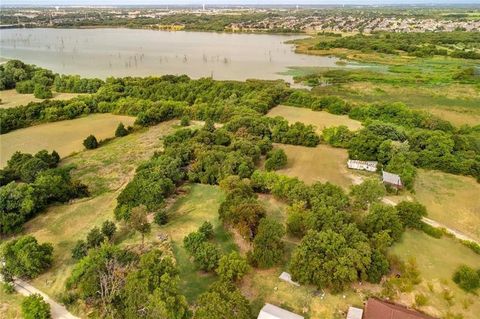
[2,0,479,6]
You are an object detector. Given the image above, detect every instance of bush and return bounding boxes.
[396,201,427,229]
[154,209,169,225]
[248,218,285,268]
[452,265,480,292]
[264,149,287,171]
[2,282,15,294]
[198,221,214,239]
[180,116,190,126]
[420,222,443,238]
[115,122,128,137]
[415,294,428,307]
[83,135,98,149]
[216,252,249,282]
[22,294,51,319]
[101,220,117,240]
[71,240,88,260]
[33,84,53,99]
[193,242,221,272]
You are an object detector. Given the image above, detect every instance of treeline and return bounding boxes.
[0,150,88,235]
[315,31,480,59]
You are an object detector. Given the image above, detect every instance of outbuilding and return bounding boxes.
[382,170,403,189]
[347,159,378,172]
[257,303,304,319]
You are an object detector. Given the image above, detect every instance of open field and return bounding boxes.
[0,114,136,167]
[274,143,368,189]
[15,121,175,302]
[0,89,84,109]
[391,230,480,319]
[267,105,362,134]
[414,170,480,242]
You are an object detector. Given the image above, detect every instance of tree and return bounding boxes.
[248,218,285,268]
[184,231,207,254]
[86,227,105,248]
[350,178,386,210]
[180,116,190,126]
[19,157,49,183]
[115,122,128,137]
[22,294,51,319]
[83,134,99,149]
[395,201,427,229]
[33,84,52,99]
[366,250,390,283]
[203,118,216,132]
[264,148,287,171]
[193,242,221,272]
[289,227,371,292]
[194,281,252,319]
[363,204,404,243]
[286,202,309,238]
[101,220,117,241]
[216,252,249,282]
[129,205,151,245]
[154,209,168,226]
[1,236,53,279]
[199,221,214,239]
[71,240,88,260]
[452,265,480,293]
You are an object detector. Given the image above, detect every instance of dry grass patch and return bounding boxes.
[0,89,83,109]
[414,170,480,242]
[0,289,23,319]
[274,143,368,189]
[267,105,362,134]
[0,113,136,167]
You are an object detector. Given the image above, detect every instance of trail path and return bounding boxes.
[13,278,79,319]
[382,198,479,245]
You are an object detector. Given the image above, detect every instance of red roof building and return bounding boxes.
[364,298,437,319]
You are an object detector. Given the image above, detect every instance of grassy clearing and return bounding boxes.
[390,230,480,319]
[0,289,23,319]
[414,170,480,242]
[267,105,362,134]
[157,183,236,302]
[274,143,368,189]
[0,89,83,109]
[0,114,136,167]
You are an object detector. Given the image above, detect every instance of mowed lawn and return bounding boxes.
[159,184,237,302]
[267,105,362,134]
[0,113,136,167]
[274,143,368,188]
[414,169,480,242]
[0,89,83,109]
[391,230,480,319]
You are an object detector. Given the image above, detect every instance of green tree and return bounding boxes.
[71,240,88,260]
[83,135,98,150]
[395,201,427,229]
[248,218,285,268]
[183,231,207,254]
[115,122,128,137]
[130,205,151,246]
[180,116,190,126]
[452,265,480,293]
[286,202,309,238]
[216,252,249,282]
[86,227,105,248]
[363,203,404,243]
[193,242,221,272]
[264,148,287,171]
[22,294,51,319]
[154,209,169,226]
[19,157,49,183]
[198,221,214,239]
[1,236,53,279]
[33,84,53,99]
[194,281,252,319]
[350,178,386,210]
[101,220,117,241]
[366,250,390,283]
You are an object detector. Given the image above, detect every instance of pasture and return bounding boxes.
[391,230,480,319]
[414,170,480,242]
[0,114,136,167]
[0,89,83,109]
[267,105,362,134]
[274,143,367,188]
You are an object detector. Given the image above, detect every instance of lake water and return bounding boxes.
[0,28,340,82]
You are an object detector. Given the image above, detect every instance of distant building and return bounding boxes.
[257,303,304,319]
[347,160,378,172]
[363,298,437,319]
[346,306,363,319]
[382,171,403,188]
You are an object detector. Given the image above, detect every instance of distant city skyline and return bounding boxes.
[2,0,479,6]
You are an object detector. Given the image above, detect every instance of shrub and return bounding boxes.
[22,294,51,319]
[33,84,53,99]
[420,222,443,238]
[154,209,169,225]
[452,265,480,292]
[248,218,285,268]
[216,252,249,282]
[101,220,117,241]
[415,294,428,307]
[83,135,98,149]
[198,221,214,239]
[396,201,427,229]
[193,242,221,272]
[115,122,128,137]
[86,227,105,248]
[71,240,88,260]
[180,116,190,126]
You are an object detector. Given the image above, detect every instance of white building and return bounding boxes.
[347,159,378,172]
[346,306,363,319]
[382,171,402,188]
[279,272,300,286]
[257,303,304,319]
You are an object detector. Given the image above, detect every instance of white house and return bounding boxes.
[346,306,363,319]
[347,160,378,172]
[382,171,402,188]
[257,303,304,319]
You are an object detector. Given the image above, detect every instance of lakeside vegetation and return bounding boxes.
[1,25,479,319]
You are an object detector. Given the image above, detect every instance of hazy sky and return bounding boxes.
[3,0,479,6]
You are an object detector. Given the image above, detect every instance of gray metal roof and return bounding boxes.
[257,303,304,319]
[382,171,402,186]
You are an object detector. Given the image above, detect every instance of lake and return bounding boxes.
[0,28,339,82]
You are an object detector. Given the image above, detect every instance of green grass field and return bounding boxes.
[391,230,480,319]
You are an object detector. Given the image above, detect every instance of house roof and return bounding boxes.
[347,306,363,319]
[382,171,402,186]
[257,303,304,319]
[364,298,437,319]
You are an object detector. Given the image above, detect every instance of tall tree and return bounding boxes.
[129,205,151,246]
